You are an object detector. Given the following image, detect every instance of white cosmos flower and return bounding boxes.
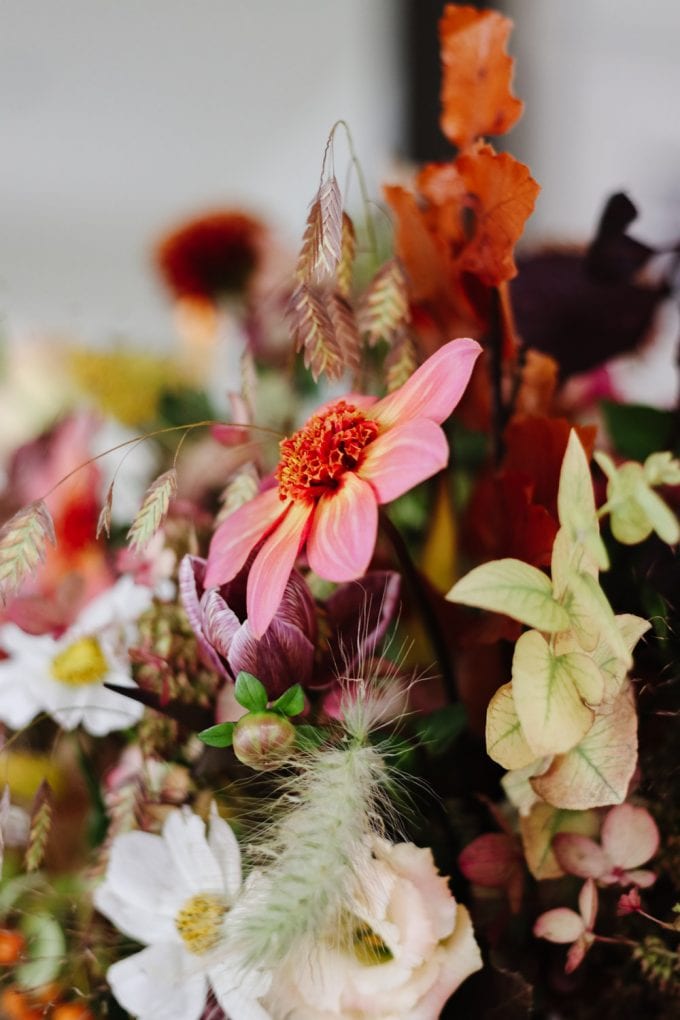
[94,805,271,1020]
[0,576,151,735]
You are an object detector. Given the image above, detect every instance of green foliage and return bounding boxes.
[234,672,268,712]
[601,402,677,461]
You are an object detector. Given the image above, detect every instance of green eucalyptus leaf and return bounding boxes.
[198,722,235,748]
[234,672,268,712]
[271,684,305,717]
[16,913,65,989]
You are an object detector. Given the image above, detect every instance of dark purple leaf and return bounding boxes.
[229,617,315,698]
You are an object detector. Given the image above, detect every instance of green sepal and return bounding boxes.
[199,722,236,747]
[271,684,305,717]
[415,704,467,756]
[234,672,268,712]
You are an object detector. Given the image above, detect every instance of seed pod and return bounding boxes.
[232,712,296,772]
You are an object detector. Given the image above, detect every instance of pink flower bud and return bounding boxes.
[232,712,296,771]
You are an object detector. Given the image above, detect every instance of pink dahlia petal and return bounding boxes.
[601,803,660,871]
[246,501,312,638]
[307,473,378,583]
[552,833,608,880]
[371,337,482,428]
[205,487,285,588]
[358,417,448,503]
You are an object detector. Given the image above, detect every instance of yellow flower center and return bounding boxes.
[351,923,394,966]
[50,637,108,686]
[276,400,380,503]
[175,893,227,955]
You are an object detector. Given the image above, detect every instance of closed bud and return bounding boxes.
[232,712,296,771]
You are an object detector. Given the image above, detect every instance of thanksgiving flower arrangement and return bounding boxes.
[0,6,678,1018]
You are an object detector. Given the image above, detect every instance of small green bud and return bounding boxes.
[232,711,296,771]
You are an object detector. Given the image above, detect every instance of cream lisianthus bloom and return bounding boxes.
[95,806,271,1020]
[0,576,151,735]
[265,837,482,1020]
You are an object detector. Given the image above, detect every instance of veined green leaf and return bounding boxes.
[531,686,637,810]
[485,683,536,770]
[447,559,569,632]
[234,672,268,712]
[512,631,594,757]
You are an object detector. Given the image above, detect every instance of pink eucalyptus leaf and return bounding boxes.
[601,803,660,871]
[621,868,657,888]
[565,934,592,974]
[578,878,599,930]
[552,833,609,880]
[459,833,521,888]
[534,908,585,944]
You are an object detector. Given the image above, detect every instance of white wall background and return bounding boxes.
[0,0,402,344]
[507,0,680,247]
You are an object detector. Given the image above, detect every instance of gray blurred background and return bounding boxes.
[1,0,679,346]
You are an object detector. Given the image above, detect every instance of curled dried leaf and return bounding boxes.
[0,500,56,604]
[96,481,115,540]
[25,780,53,873]
[288,283,343,382]
[296,176,343,284]
[127,469,177,553]
[358,259,410,347]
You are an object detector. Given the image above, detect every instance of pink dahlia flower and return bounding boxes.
[205,338,481,636]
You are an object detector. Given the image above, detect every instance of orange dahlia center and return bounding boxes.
[276,401,380,503]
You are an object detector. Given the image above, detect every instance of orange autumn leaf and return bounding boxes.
[439,5,523,150]
[418,144,539,287]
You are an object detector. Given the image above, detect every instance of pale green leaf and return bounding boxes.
[501,758,552,817]
[565,570,631,667]
[16,913,65,989]
[485,682,536,770]
[234,672,268,712]
[519,801,599,880]
[531,686,637,810]
[447,558,570,632]
[558,431,608,569]
[643,451,680,486]
[512,631,594,756]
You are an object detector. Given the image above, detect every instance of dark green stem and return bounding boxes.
[379,509,457,703]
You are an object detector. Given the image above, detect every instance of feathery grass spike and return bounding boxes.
[127,469,177,553]
[0,500,56,604]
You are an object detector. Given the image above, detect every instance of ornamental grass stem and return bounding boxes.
[378,509,457,704]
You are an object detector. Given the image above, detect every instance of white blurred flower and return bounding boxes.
[265,838,482,1020]
[0,576,151,735]
[94,806,271,1020]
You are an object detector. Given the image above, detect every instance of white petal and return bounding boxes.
[209,962,272,1020]
[102,829,183,924]
[107,943,207,1020]
[208,803,242,900]
[94,881,178,946]
[163,808,224,895]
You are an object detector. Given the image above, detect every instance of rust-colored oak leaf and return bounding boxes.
[419,144,539,287]
[439,5,524,150]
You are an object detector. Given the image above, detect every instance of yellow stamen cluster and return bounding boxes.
[175,893,227,955]
[51,637,108,687]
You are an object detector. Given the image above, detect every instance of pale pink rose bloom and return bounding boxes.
[205,339,481,637]
[264,838,483,1020]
